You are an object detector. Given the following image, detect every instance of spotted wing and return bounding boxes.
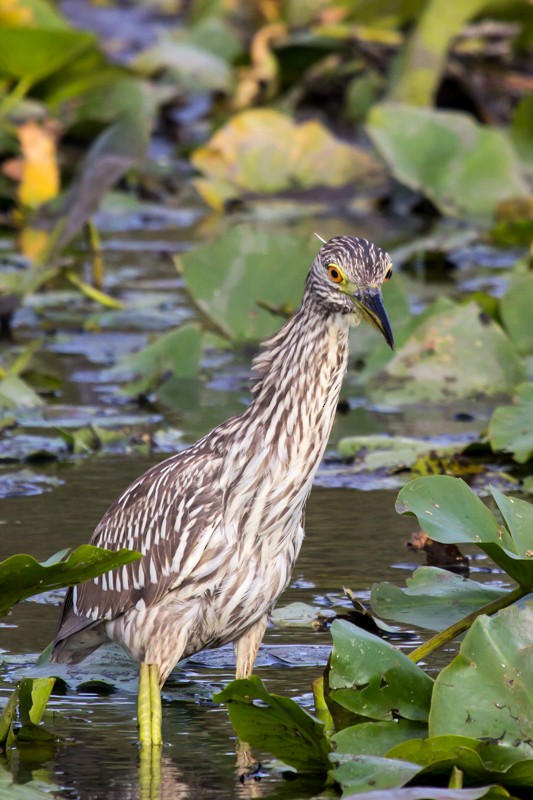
[54,447,225,644]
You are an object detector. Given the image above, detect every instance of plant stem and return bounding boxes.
[408,584,529,663]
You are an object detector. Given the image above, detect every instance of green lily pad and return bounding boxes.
[430,603,533,753]
[396,476,533,588]
[214,676,331,773]
[134,35,232,91]
[191,109,383,206]
[340,788,508,800]
[329,619,434,722]
[367,103,528,219]
[0,544,141,617]
[489,382,533,463]
[176,225,317,342]
[111,324,204,396]
[333,719,427,757]
[369,302,524,406]
[371,567,506,632]
[499,274,533,356]
[271,602,336,627]
[388,735,533,787]
[332,754,421,795]
[337,435,464,472]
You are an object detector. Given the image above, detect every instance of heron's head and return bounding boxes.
[308,235,394,349]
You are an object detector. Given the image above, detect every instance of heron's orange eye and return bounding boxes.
[328,265,343,283]
[384,266,393,282]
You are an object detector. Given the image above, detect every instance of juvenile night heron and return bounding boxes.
[51,235,394,745]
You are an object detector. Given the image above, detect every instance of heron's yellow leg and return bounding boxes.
[149,664,162,746]
[138,663,162,745]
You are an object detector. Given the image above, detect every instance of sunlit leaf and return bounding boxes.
[329,619,433,722]
[371,567,506,632]
[367,104,528,218]
[430,603,533,754]
[214,676,331,773]
[488,383,533,463]
[0,544,141,617]
[368,302,524,406]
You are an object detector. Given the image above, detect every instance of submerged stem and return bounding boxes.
[408,584,528,664]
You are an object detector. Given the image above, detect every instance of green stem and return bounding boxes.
[0,76,34,121]
[408,584,529,664]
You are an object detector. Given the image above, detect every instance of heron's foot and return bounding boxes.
[138,662,163,746]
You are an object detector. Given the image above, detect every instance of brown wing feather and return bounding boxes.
[53,443,224,650]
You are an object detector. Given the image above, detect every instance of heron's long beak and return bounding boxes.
[354,288,394,349]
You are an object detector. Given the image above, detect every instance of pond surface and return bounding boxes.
[0,210,515,799]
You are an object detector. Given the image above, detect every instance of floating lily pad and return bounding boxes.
[489,382,533,463]
[191,109,384,207]
[337,435,466,473]
[369,302,524,406]
[388,735,533,787]
[367,103,528,218]
[134,34,232,91]
[430,603,533,753]
[176,225,317,341]
[111,323,204,396]
[271,602,336,628]
[371,567,507,632]
[340,788,507,800]
[329,619,433,722]
[332,754,421,795]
